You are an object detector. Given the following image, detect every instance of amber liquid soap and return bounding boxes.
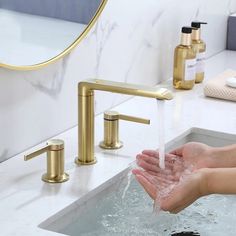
[173,27,196,90]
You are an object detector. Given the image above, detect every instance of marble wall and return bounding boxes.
[1,0,236,162]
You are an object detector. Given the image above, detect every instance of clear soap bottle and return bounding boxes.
[191,21,207,83]
[173,27,196,90]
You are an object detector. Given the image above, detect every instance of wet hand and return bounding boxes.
[136,151,189,175]
[139,142,214,171]
[169,142,214,169]
[132,166,208,214]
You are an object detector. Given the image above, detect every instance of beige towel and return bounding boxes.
[204,70,236,102]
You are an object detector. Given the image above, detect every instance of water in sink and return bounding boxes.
[41,128,236,236]
[59,173,236,236]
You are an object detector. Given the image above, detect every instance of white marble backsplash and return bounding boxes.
[1,0,236,161]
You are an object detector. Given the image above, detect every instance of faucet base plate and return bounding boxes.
[99,141,123,150]
[75,157,97,165]
[42,173,69,183]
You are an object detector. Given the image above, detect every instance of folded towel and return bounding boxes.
[204,70,236,102]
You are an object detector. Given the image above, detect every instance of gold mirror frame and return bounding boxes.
[0,0,107,71]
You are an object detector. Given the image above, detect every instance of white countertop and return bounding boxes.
[1,50,236,236]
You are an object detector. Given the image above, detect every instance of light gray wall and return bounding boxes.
[0,0,101,24]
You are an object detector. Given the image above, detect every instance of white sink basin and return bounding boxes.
[39,128,236,236]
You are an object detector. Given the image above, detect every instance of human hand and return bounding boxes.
[132,164,208,213]
[170,142,236,169]
[140,142,214,171]
[136,151,190,175]
[169,142,215,169]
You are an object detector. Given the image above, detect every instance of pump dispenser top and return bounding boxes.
[191,22,207,28]
[182,26,193,33]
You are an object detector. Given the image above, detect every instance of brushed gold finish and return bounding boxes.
[24,139,69,183]
[76,79,173,165]
[99,111,150,149]
[78,79,173,99]
[118,114,150,124]
[0,0,108,71]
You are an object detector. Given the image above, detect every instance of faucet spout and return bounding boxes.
[76,79,173,165]
[79,79,173,100]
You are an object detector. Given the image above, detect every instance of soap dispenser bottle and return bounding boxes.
[191,21,207,83]
[173,27,196,90]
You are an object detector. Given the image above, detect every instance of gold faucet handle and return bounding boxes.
[24,139,69,183]
[100,111,150,150]
[104,111,150,124]
[118,114,150,124]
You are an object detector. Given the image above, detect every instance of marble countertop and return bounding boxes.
[1,50,236,236]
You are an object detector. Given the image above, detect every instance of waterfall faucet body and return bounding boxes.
[76,79,173,165]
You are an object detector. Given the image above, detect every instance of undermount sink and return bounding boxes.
[39,128,236,236]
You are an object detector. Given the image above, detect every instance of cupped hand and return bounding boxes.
[133,146,210,213]
[132,166,208,213]
[139,142,214,171]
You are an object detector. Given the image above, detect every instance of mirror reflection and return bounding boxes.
[0,0,104,68]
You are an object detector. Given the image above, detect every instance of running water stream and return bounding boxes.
[122,100,166,199]
[157,99,165,169]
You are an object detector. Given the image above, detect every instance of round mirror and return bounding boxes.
[0,0,107,70]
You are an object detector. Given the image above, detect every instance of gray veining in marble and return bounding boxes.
[92,20,118,76]
[26,57,69,99]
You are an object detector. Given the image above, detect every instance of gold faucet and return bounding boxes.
[75,79,173,165]
[24,139,69,183]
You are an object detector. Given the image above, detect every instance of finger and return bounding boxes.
[148,171,179,183]
[137,158,160,173]
[140,171,177,190]
[132,168,144,175]
[134,170,179,203]
[135,174,157,199]
[133,168,178,184]
[136,160,185,183]
[142,151,177,160]
[142,150,178,161]
[148,174,177,186]
[137,154,159,166]
[142,150,159,158]
[142,152,180,165]
[165,153,181,162]
[134,170,159,183]
[132,169,161,185]
[169,146,184,156]
[138,153,179,170]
